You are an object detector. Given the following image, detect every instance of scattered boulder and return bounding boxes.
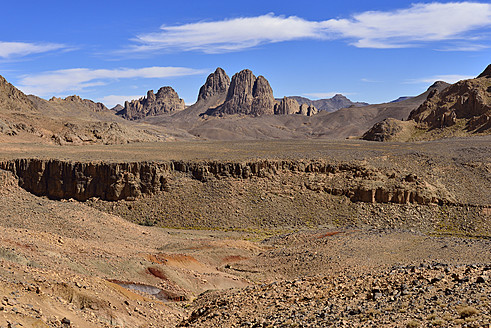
[117,87,185,120]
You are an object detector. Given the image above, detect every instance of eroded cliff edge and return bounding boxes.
[0,158,467,206]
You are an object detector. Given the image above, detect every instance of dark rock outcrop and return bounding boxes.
[49,95,108,112]
[117,87,185,120]
[197,68,230,102]
[209,70,275,116]
[477,64,491,78]
[409,70,491,132]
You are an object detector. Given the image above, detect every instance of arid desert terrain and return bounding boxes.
[0,65,490,328]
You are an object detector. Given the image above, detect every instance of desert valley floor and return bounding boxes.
[0,137,489,328]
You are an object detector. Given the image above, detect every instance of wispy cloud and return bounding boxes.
[130,2,491,53]
[303,92,352,99]
[98,95,144,108]
[361,78,382,83]
[0,41,65,59]
[17,66,206,96]
[406,74,475,84]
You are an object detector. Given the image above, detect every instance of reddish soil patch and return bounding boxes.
[146,267,169,281]
[158,253,201,267]
[316,231,344,239]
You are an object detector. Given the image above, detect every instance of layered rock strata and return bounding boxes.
[0,159,457,206]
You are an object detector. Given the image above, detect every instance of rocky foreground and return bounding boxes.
[182,262,490,327]
[0,137,489,327]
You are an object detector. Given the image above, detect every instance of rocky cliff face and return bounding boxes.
[0,158,458,206]
[117,87,185,120]
[409,67,491,133]
[275,97,299,115]
[0,75,36,112]
[274,97,317,116]
[209,70,275,116]
[197,68,230,102]
[298,103,318,116]
[49,95,108,112]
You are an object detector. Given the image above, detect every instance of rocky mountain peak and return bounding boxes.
[0,74,36,112]
[208,69,275,116]
[409,69,491,132]
[197,67,230,102]
[477,64,491,78]
[117,86,185,120]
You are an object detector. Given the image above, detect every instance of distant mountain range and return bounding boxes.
[0,65,489,143]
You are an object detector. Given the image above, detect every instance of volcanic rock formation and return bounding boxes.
[197,67,230,102]
[117,87,185,120]
[209,69,275,116]
[409,66,491,132]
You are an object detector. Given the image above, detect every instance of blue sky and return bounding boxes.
[1,1,490,107]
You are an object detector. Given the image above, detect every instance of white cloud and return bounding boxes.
[406,74,475,84]
[131,2,491,53]
[17,66,206,96]
[303,92,352,99]
[132,13,325,53]
[0,41,65,59]
[98,95,144,108]
[323,2,491,49]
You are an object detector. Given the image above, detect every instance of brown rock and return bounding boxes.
[49,95,108,112]
[0,75,36,113]
[209,70,275,116]
[409,68,491,132]
[275,97,299,115]
[197,68,230,102]
[117,86,185,120]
